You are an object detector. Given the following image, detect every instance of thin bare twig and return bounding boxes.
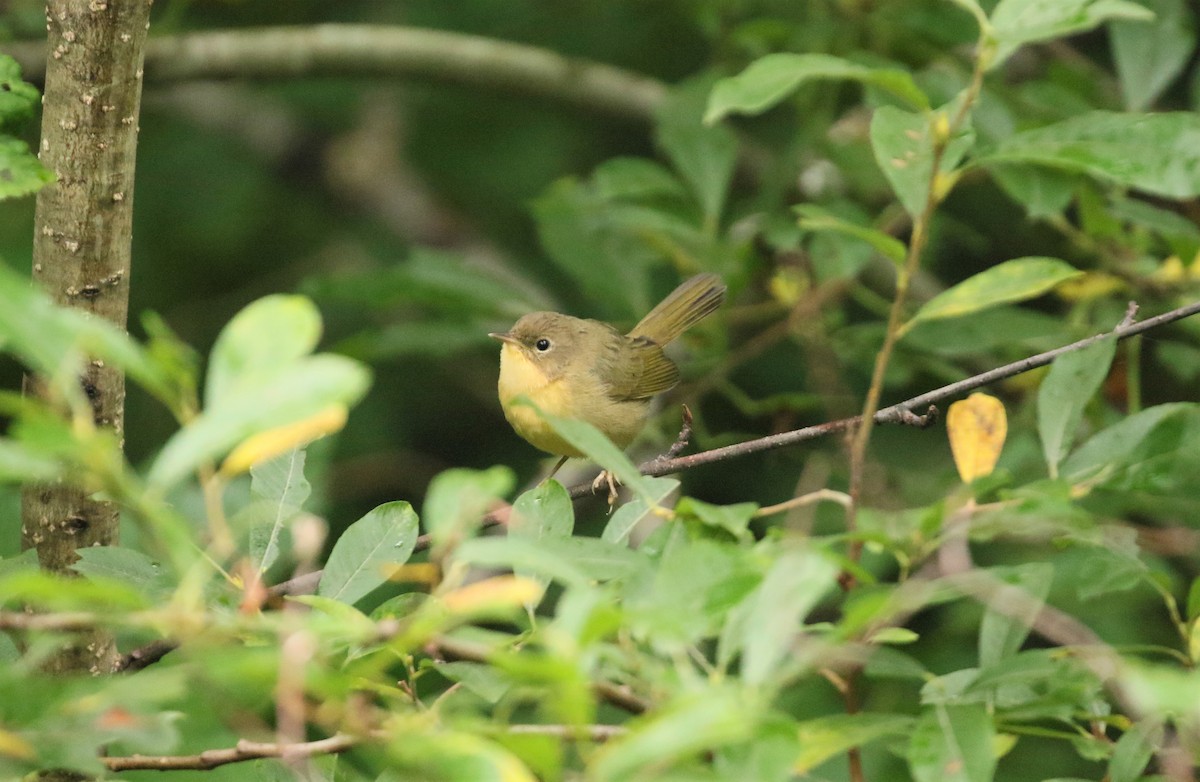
[614,297,1200,482]
[103,734,359,772]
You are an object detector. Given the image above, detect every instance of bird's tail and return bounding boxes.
[628,273,726,345]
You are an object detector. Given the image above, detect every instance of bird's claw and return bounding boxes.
[591,470,620,507]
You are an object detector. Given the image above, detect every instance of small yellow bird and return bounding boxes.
[489,273,726,480]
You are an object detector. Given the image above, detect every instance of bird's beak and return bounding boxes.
[488,332,519,346]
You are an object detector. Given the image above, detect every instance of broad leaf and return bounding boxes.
[71,547,174,603]
[870,104,974,216]
[1038,335,1117,477]
[248,447,311,574]
[422,466,514,555]
[977,563,1054,668]
[795,713,915,773]
[989,0,1154,67]
[905,257,1081,330]
[705,53,928,125]
[980,112,1200,199]
[657,83,737,223]
[1111,0,1196,111]
[205,295,322,410]
[318,502,419,606]
[0,138,53,200]
[907,703,996,782]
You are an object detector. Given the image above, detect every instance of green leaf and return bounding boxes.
[907,703,996,782]
[796,205,908,266]
[677,497,758,541]
[592,157,690,201]
[740,547,839,685]
[1119,659,1200,718]
[591,687,756,782]
[1186,577,1200,622]
[527,403,662,506]
[531,178,655,321]
[148,353,369,491]
[870,104,974,216]
[989,0,1155,68]
[1111,0,1196,111]
[905,257,1081,330]
[1038,335,1117,477]
[989,163,1079,218]
[248,447,311,574]
[71,547,174,603]
[704,52,929,125]
[630,538,759,652]
[980,112,1200,199]
[657,83,737,223]
[454,535,646,587]
[205,294,322,410]
[0,265,171,406]
[0,56,41,130]
[509,480,573,590]
[0,438,63,483]
[1063,402,1193,483]
[432,661,510,703]
[1109,719,1163,782]
[422,466,514,555]
[318,501,419,606]
[0,138,53,201]
[1076,546,1146,601]
[510,480,574,542]
[602,477,679,545]
[978,563,1054,668]
[794,713,915,773]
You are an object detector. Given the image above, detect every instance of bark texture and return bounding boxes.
[21,0,152,677]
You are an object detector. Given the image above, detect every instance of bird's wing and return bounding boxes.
[601,336,680,401]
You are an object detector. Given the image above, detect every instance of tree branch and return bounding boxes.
[8,25,667,123]
[595,298,1200,486]
[103,733,359,772]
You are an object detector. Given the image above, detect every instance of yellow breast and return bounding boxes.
[497,343,583,457]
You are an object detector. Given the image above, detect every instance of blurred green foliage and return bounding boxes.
[2,0,1200,779]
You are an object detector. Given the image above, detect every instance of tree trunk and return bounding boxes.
[21,0,152,680]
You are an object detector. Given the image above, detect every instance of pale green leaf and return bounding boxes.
[0,138,53,200]
[908,703,996,782]
[71,547,174,602]
[796,205,908,266]
[205,295,322,410]
[990,0,1155,67]
[741,547,839,685]
[977,563,1054,668]
[1111,0,1196,111]
[705,53,928,125]
[906,257,1081,329]
[422,466,514,555]
[795,713,915,773]
[249,447,311,574]
[1038,335,1117,477]
[980,111,1200,198]
[591,688,756,782]
[602,477,679,545]
[657,84,737,222]
[148,354,370,491]
[870,104,974,216]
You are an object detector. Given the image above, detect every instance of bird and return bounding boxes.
[489,273,726,495]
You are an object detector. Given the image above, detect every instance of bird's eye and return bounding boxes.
[535,338,552,352]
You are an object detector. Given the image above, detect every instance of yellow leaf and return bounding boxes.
[947,393,1007,483]
[1055,271,1125,302]
[440,575,544,615]
[0,728,34,760]
[220,404,348,476]
[386,562,441,587]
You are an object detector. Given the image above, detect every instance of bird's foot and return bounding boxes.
[591,469,620,508]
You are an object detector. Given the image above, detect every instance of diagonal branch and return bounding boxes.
[595,297,1200,487]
